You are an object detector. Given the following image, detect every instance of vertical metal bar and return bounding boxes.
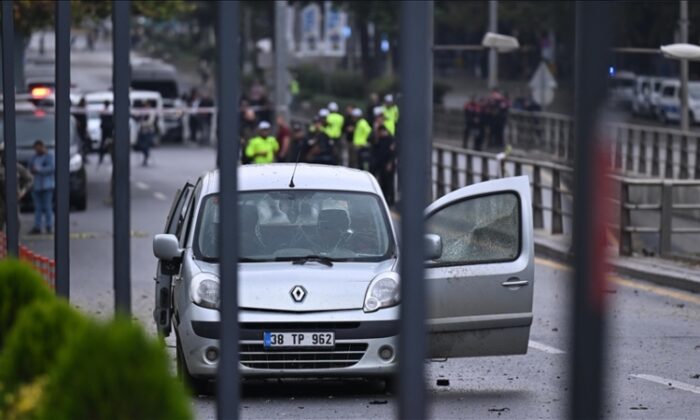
[679,135,689,179]
[466,153,474,185]
[695,137,700,179]
[552,169,563,234]
[481,155,489,181]
[651,131,660,176]
[638,130,647,175]
[112,0,131,314]
[659,181,673,257]
[436,149,445,197]
[570,2,612,419]
[625,128,634,172]
[54,0,71,298]
[679,0,689,131]
[533,166,544,229]
[398,2,431,419]
[665,134,674,179]
[487,0,498,88]
[619,182,632,256]
[1,1,19,257]
[450,152,459,191]
[216,2,241,419]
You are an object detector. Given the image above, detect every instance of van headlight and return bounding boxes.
[363,272,400,313]
[69,154,83,172]
[190,274,220,309]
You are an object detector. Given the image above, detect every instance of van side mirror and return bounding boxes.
[424,234,442,261]
[153,234,183,261]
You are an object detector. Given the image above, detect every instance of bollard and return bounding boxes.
[49,260,56,289]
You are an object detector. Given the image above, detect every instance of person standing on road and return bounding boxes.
[350,108,372,171]
[372,125,397,207]
[307,117,335,165]
[382,94,399,136]
[276,115,291,162]
[74,98,90,157]
[245,121,279,164]
[366,93,380,127]
[29,140,55,234]
[99,100,114,165]
[136,101,157,166]
[0,147,33,231]
[326,102,345,164]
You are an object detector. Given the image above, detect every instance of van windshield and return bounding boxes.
[194,190,394,262]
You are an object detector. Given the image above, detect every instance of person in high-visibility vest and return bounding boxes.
[245,121,279,164]
[382,94,399,136]
[326,102,345,164]
[351,108,372,171]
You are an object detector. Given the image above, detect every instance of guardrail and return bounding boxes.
[431,143,700,260]
[434,108,700,180]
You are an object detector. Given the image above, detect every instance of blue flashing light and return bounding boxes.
[342,26,352,38]
[381,39,390,52]
[609,66,615,76]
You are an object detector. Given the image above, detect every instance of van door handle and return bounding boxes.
[501,278,529,288]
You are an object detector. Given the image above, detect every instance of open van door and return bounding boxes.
[425,176,534,358]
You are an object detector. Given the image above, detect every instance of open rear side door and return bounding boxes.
[425,176,534,358]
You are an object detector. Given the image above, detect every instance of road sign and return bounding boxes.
[529,61,557,106]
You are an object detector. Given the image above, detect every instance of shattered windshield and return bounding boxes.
[194,190,394,262]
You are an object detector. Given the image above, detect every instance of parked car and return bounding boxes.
[655,79,700,125]
[0,101,87,211]
[609,71,636,110]
[153,164,535,393]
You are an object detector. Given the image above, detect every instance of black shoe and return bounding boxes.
[29,228,42,235]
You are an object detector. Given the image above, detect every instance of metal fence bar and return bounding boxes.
[398,2,431,418]
[659,182,673,257]
[216,1,241,419]
[54,0,70,298]
[112,0,131,314]
[1,1,19,257]
[570,2,612,418]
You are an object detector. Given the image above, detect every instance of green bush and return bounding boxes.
[293,65,365,102]
[0,299,89,405]
[38,317,192,420]
[0,259,53,349]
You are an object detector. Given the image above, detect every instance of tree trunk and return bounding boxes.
[357,16,372,79]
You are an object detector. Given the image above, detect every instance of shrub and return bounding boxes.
[0,259,53,349]
[38,317,192,420]
[0,299,89,405]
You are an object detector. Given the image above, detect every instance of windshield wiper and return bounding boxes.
[276,255,335,267]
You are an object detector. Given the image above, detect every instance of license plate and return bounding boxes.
[263,332,335,348]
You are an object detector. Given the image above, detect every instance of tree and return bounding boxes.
[1,0,194,90]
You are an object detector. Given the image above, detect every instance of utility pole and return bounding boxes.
[680,0,689,131]
[488,0,498,89]
[274,0,288,123]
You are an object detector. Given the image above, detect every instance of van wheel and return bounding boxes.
[176,334,213,396]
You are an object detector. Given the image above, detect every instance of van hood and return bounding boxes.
[194,259,396,312]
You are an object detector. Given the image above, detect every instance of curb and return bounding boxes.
[534,236,700,294]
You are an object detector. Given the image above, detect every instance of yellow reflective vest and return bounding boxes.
[245,136,279,164]
[326,112,345,139]
[353,118,372,147]
[383,105,399,126]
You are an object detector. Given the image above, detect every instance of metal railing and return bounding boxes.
[431,143,700,261]
[434,107,700,180]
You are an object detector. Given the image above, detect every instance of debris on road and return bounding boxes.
[630,405,648,410]
[690,374,700,379]
[369,400,388,405]
[488,407,510,413]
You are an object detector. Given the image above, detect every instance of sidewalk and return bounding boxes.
[534,230,700,293]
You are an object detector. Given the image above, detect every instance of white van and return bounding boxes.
[82,90,164,151]
[655,79,700,125]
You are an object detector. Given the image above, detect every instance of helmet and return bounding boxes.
[351,108,362,117]
[384,94,394,103]
[318,108,330,117]
[258,121,271,130]
[373,106,384,117]
[328,102,339,112]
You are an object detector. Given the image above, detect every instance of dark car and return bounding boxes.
[0,110,87,211]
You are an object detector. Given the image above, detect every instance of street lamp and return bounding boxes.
[482,32,520,89]
[660,43,700,131]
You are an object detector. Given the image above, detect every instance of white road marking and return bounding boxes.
[153,192,168,201]
[135,181,150,190]
[631,374,700,395]
[528,340,566,354]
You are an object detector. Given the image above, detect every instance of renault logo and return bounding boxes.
[290,286,307,303]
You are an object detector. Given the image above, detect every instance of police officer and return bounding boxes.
[382,94,399,136]
[307,117,335,165]
[326,102,345,164]
[350,108,372,171]
[373,124,397,206]
[245,121,279,164]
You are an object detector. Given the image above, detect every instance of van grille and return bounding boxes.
[239,343,368,370]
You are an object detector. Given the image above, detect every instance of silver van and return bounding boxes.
[153,164,535,393]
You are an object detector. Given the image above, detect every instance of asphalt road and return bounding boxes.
[18,145,700,419]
